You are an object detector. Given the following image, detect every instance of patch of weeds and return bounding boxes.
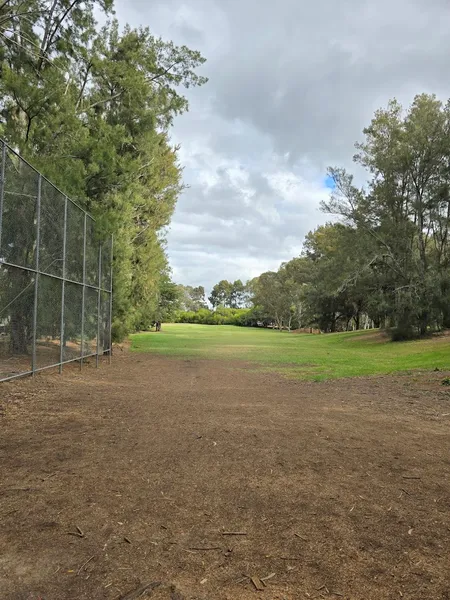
[441,377,450,386]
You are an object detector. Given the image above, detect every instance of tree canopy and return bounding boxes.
[209,279,248,309]
[177,285,208,312]
[0,0,207,340]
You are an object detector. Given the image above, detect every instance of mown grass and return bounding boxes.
[131,324,450,381]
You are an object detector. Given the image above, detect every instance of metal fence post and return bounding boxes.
[31,174,42,375]
[59,196,68,373]
[109,235,113,364]
[0,141,6,251]
[96,243,102,368]
[80,213,87,371]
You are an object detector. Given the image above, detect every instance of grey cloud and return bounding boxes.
[210,0,450,165]
[116,0,450,291]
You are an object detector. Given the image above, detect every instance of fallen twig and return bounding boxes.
[400,488,411,496]
[251,576,265,590]
[402,476,421,480]
[222,531,247,536]
[188,546,221,551]
[294,533,308,541]
[77,555,95,575]
[124,536,132,544]
[76,526,84,537]
[119,581,162,600]
[261,572,276,581]
[67,531,84,538]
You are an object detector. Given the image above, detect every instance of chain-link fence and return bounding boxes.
[0,140,113,382]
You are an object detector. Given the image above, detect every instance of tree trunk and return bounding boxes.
[10,312,28,354]
[419,311,428,336]
[443,308,450,329]
[286,314,292,332]
[330,314,337,333]
[274,312,282,331]
[7,268,33,355]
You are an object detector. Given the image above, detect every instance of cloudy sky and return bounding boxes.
[115,0,450,292]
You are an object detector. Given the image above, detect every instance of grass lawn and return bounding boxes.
[131,324,450,380]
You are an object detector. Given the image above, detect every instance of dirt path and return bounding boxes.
[1,352,450,599]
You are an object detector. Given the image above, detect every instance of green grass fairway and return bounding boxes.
[131,324,450,380]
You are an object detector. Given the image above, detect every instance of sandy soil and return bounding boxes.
[1,350,450,599]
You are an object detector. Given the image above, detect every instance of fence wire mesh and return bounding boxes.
[0,140,112,381]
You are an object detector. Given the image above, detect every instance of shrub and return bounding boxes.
[174,308,251,325]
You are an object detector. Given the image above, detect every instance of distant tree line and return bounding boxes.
[162,283,250,326]
[174,94,450,340]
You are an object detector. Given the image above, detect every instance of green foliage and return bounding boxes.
[323,94,450,339]
[174,307,250,326]
[208,280,232,308]
[229,279,248,308]
[177,285,208,312]
[250,270,296,330]
[234,305,272,327]
[208,280,249,308]
[300,223,371,332]
[0,1,207,341]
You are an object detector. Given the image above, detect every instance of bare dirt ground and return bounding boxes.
[1,351,450,600]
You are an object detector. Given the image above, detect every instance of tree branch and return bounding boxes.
[38,0,81,72]
[81,90,124,112]
[75,61,92,109]
[37,0,58,71]
[0,28,59,70]
[147,59,183,83]
[0,0,12,11]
